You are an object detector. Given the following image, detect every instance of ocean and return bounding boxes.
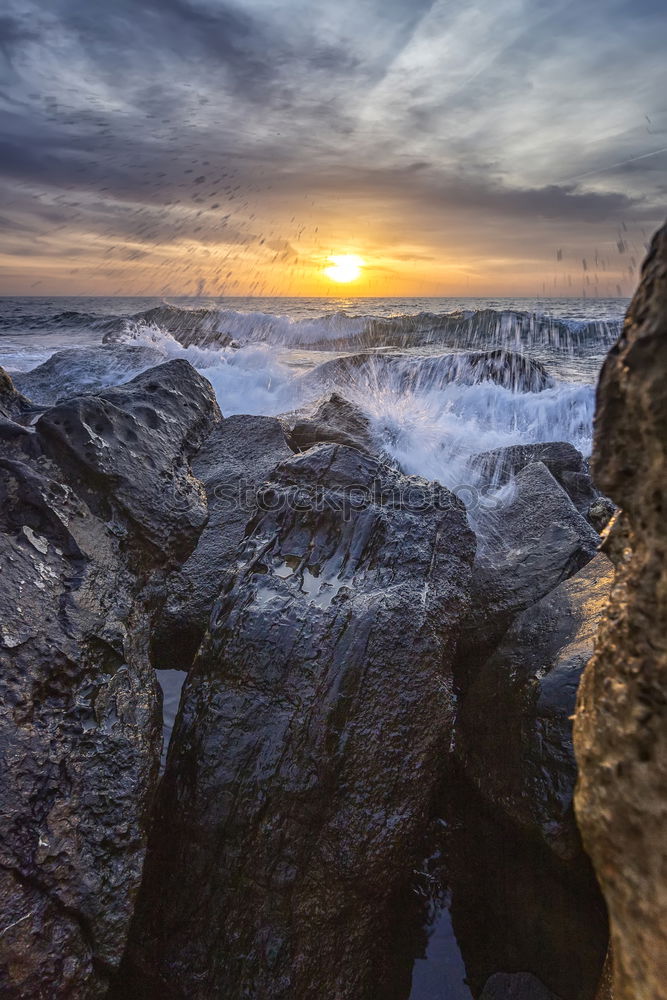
[0,294,625,494]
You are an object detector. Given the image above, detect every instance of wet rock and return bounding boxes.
[102,304,237,349]
[120,443,476,999]
[574,222,667,1000]
[37,360,221,564]
[457,554,614,860]
[305,348,552,397]
[12,344,165,405]
[0,360,220,998]
[463,461,600,664]
[471,442,614,531]
[480,972,560,1000]
[471,441,587,489]
[284,391,376,454]
[152,413,292,672]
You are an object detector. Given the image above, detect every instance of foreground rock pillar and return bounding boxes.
[574,222,667,1000]
[121,444,475,999]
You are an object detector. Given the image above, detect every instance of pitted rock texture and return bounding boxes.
[574,222,667,1000]
[0,360,220,999]
[120,443,476,999]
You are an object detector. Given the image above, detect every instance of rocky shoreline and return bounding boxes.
[1,226,665,999]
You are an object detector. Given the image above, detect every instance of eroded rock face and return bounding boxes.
[574,223,667,1000]
[0,360,220,998]
[458,553,614,860]
[120,443,476,999]
[151,413,292,672]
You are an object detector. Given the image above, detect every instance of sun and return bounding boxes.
[323,254,364,283]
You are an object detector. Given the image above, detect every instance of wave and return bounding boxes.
[99,304,621,353]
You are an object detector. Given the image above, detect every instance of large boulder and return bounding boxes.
[152,413,292,672]
[462,461,601,665]
[120,443,476,998]
[12,344,165,405]
[37,360,220,563]
[458,553,614,860]
[0,360,220,998]
[574,222,667,1000]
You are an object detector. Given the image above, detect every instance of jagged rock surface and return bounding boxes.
[458,553,614,860]
[574,222,667,1000]
[0,360,220,999]
[151,413,292,671]
[120,443,476,999]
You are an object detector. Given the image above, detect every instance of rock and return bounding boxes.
[102,304,237,349]
[152,413,292,672]
[573,222,667,1000]
[0,365,31,420]
[480,972,560,1000]
[586,496,616,534]
[471,441,587,489]
[304,348,552,397]
[457,553,614,860]
[0,360,220,998]
[284,391,376,454]
[463,461,601,663]
[11,344,166,406]
[471,442,614,532]
[120,443,476,998]
[37,360,221,564]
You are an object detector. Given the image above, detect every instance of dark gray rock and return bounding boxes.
[37,360,221,564]
[0,360,221,998]
[471,442,615,532]
[471,442,586,489]
[457,553,614,860]
[463,461,601,663]
[152,413,292,672]
[480,972,560,1000]
[12,345,165,405]
[120,443,476,999]
[304,348,552,397]
[284,391,376,454]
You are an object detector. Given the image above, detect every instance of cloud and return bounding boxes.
[0,0,664,293]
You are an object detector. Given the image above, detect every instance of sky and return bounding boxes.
[0,0,665,297]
